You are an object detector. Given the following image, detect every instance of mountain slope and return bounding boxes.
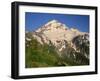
[25,19,89,68]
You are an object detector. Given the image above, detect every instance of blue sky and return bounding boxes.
[25,12,89,32]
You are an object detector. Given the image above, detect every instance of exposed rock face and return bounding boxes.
[26,19,89,65]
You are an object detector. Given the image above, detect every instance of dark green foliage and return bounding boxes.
[25,35,62,68]
[25,33,89,68]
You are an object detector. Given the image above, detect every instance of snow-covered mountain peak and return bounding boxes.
[34,19,88,43]
[28,20,89,52]
[44,19,58,26]
[36,19,68,33]
[26,19,90,65]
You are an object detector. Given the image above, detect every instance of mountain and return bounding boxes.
[25,19,89,68]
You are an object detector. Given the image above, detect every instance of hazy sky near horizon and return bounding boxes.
[25,12,89,32]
